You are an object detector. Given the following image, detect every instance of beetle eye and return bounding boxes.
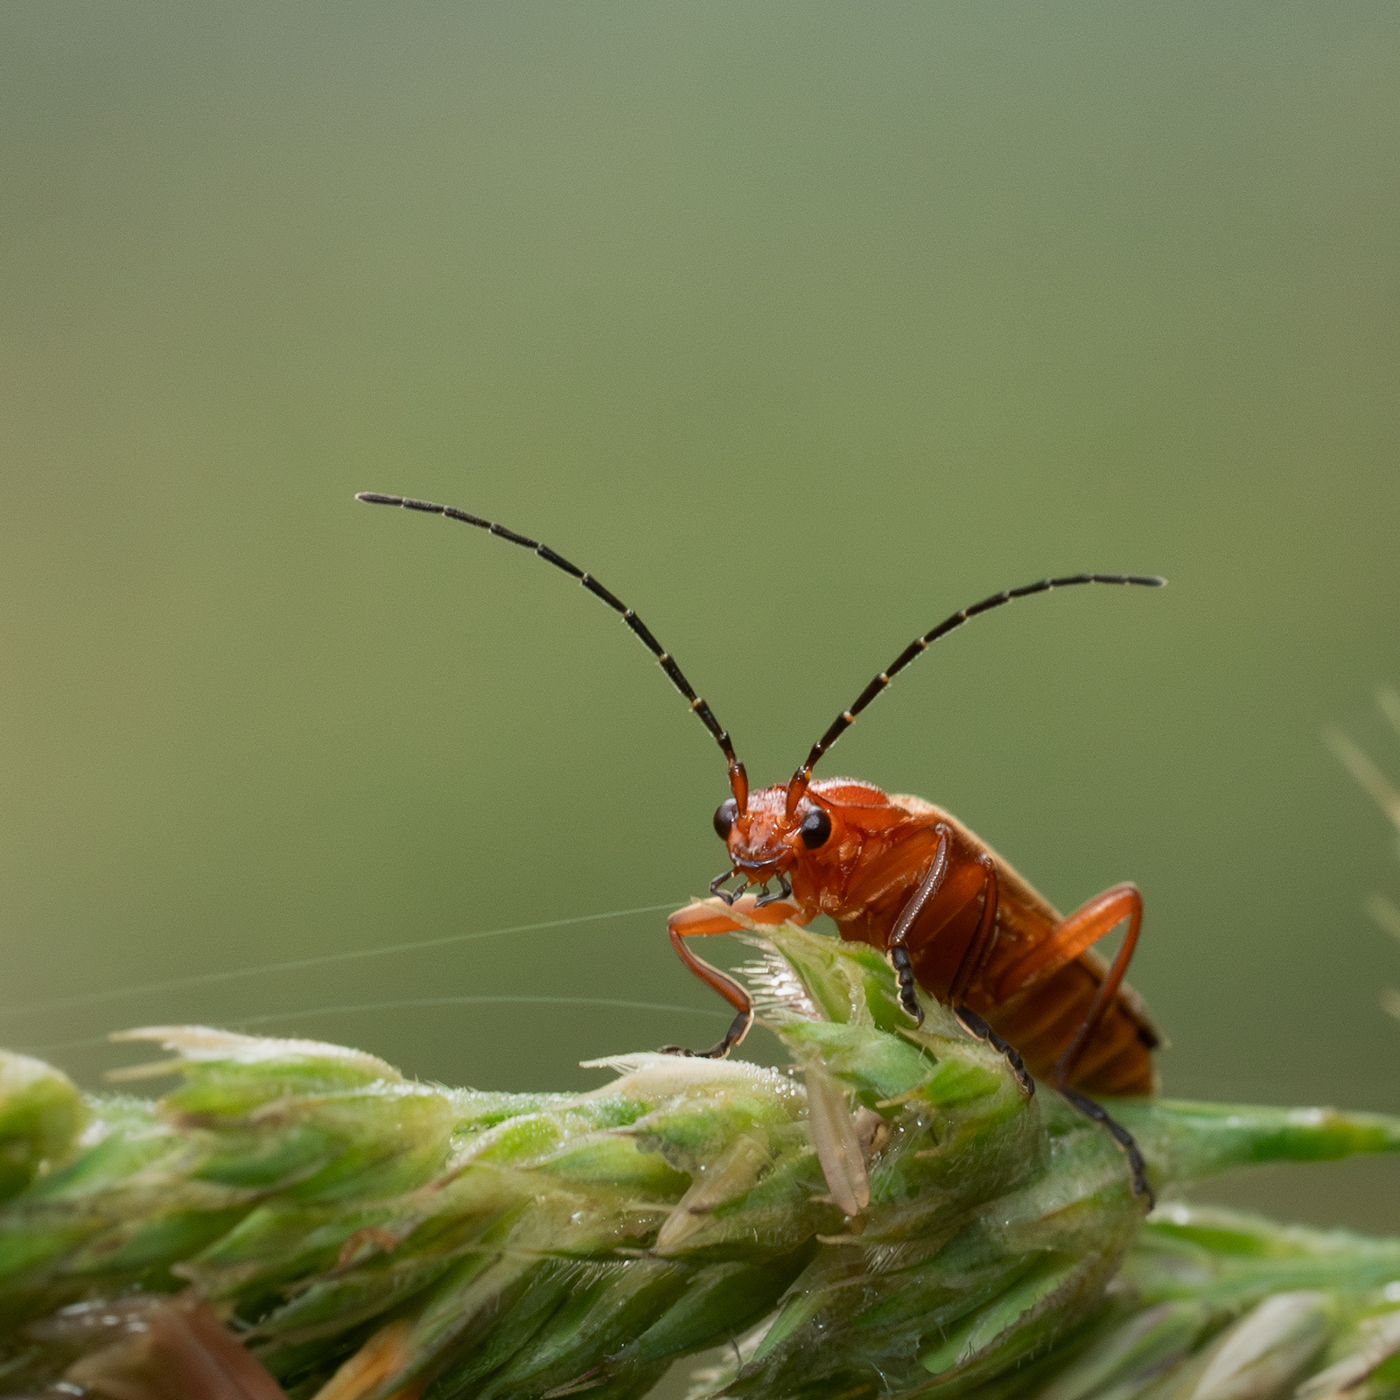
[799,806,832,849]
[713,797,738,841]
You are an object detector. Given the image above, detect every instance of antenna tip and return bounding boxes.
[356,492,401,506]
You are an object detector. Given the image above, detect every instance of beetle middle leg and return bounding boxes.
[953,1005,1035,1097]
[1057,1086,1153,1207]
[946,858,1035,1096]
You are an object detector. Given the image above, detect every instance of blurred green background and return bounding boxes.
[1,5,1398,1228]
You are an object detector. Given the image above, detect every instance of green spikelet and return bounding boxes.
[0,922,1397,1400]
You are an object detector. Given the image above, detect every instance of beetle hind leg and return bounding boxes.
[954,1005,1034,1097]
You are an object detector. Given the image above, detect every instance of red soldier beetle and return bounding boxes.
[357,492,1165,1203]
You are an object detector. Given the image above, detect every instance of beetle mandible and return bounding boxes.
[357,492,1165,1202]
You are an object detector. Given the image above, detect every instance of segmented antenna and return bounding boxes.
[786,573,1165,814]
[356,493,749,807]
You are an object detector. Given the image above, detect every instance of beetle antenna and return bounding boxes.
[356,493,749,809]
[785,573,1165,815]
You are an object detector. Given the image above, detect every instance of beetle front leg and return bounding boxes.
[661,896,798,1058]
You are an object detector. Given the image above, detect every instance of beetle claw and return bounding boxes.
[754,872,793,909]
[658,1041,730,1059]
[709,868,746,904]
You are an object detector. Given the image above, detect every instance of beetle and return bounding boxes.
[357,492,1165,1202]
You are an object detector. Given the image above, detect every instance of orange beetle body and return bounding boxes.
[358,491,1164,1200]
[670,777,1158,1097]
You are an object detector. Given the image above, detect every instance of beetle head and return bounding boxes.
[710,782,840,907]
